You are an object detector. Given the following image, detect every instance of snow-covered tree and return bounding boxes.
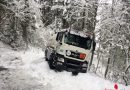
[97,0,130,85]
[0,0,46,49]
[40,0,98,31]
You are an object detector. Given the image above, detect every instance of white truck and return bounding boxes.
[45,30,96,74]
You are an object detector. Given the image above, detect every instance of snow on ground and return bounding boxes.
[0,41,130,90]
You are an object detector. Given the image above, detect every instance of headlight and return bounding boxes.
[66,50,71,56]
[58,57,64,62]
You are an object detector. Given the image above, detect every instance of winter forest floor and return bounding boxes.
[0,42,130,90]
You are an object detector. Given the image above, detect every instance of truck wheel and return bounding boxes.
[48,60,55,69]
[55,66,62,72]
[55,64,63,72]
[72,71,79,76]
[48,54,55,69]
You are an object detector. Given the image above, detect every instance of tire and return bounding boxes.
[72,71,79,76]
[48,53,55,69]
[55,64,64,72]
[48,59,55,69]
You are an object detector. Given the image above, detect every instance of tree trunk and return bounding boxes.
[88,49,94,71]
[95,47,101,73]
[82,6,85,30]
[104,58,110,78]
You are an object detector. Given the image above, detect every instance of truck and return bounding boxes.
[45,30,96,75]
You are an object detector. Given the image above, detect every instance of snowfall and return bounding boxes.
[0,41,129,90]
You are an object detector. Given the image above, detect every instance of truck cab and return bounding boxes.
[45,30,96,74]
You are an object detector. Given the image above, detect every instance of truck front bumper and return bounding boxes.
[55,55,88,72]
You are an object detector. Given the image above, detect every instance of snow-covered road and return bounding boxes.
[0,42,130,90]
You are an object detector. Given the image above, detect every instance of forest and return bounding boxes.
[0,0,130,87]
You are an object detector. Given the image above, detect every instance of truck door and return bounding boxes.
[55,32,64,52]
[56,32,64,43]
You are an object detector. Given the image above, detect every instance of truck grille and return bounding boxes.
[65,58,83,70]
[66,50,81,59]
[66,58,82,65]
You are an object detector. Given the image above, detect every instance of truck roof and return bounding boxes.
[69,30,93,38]
[57,29,94,38]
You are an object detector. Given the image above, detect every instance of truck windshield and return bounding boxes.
[64,34,92,50]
